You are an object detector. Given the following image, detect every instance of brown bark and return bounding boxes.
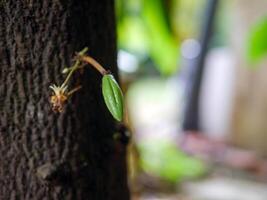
[0,0,129,199]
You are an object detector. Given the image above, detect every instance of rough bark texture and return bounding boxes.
[0,0,129,199]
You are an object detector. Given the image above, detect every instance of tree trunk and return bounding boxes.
[0,0,129,199]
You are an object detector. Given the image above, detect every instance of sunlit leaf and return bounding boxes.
[118,16,149,56]
[116,0,179,76]
[142,0,179,75]
[247,17,267,63]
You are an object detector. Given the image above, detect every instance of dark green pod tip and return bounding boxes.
[102,74,124,121]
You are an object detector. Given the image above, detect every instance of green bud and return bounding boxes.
[62,68,70,74]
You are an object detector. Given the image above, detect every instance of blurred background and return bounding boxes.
[116,0,267,199]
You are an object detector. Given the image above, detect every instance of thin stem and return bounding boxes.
[78,47,89,56]
[79,55,108,75]
[61,48,88,88]
[67,85,82,96]
[61,59,80,88]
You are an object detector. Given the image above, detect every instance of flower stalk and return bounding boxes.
[49,47,124,122]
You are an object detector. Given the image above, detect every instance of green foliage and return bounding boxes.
[142,0,179,75]
[247,17,267,63]
[102,74,124,121]
[139,139,206,183]
[118,16,149,56]
[117,0,179,76]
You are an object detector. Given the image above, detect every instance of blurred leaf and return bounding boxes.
[118,16,149,56]
[247,17,267,63]
[139,139,206,183]
[115,0,124,22]
[116,0,179,76]
[142,0,179,75]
